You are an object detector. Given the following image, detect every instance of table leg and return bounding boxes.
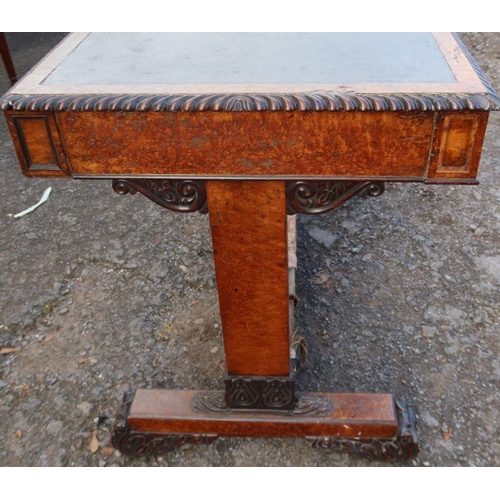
[112,180,419,462]
[207,181,294,409]
[0,33,17,86]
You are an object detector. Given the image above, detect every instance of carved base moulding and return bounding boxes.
[112,389,418,462]
[305,398,419,462]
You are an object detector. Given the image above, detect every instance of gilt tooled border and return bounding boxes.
[1,91,497,112]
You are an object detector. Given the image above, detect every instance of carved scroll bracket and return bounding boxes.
[112,179,208,214]
[286,181,385,215]
[112,179,384,216]
[305,397,419,462]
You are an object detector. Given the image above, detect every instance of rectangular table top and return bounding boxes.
[1,33,498,184]
[44,33,456,86]
[4,32,498,102]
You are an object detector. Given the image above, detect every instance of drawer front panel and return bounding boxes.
[56,111,434,179]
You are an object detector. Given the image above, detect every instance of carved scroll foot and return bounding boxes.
[112,426,218,457]
[111,392,217,457]
[305,397,419,462]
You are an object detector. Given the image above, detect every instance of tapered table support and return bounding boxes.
[111,179,419,461]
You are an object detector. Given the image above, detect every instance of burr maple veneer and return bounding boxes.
[2,32,498,462]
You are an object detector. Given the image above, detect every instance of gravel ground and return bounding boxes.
[0,32,499,467]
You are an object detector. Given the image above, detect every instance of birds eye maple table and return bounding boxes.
[2,32,499,462]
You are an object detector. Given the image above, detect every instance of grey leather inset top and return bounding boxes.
[43,32,456,86]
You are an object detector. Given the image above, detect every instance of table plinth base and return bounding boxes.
[112,389,419,462]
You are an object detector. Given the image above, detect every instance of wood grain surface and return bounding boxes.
[5,111,70,177]
[207,181,290,377]
[428,111,489,180]
[127,389,398,438]
[4,108,489,184]
[54,111,435,178]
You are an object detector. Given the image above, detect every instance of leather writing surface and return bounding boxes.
[43,33,456,86]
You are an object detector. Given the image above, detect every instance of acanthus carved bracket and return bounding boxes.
[112,178,384,216]
[112,179,208,214]
[286,180,385,215]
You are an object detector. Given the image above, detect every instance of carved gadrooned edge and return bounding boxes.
[112,179,208,214]
[224,377,295,410]
[305,397,419,463]
[2,91,497,112]
[286,180,385,215]
[192,390,332,416]
[111,391,217,456]
[452,33,500,110]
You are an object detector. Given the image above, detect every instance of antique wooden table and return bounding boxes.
[2,33,499,462]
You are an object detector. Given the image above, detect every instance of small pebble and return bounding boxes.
[77,401,94,416]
